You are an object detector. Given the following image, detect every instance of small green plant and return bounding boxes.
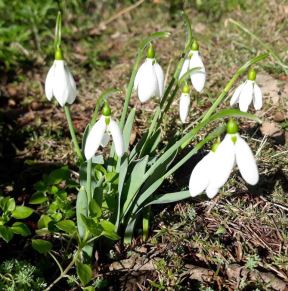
[0,195,33,242]
[0,259,47,290]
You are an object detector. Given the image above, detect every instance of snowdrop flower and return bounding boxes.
[134,44,164,103]
[230,68,262,112]
[179,40,206,92]
[45,48,77,107]
[189,119,259,199]
[84,102,124,160]
[179,84,191,123]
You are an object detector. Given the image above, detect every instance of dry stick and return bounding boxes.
[101,0,145,27]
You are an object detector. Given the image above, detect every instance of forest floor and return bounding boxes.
[0,0,288,290]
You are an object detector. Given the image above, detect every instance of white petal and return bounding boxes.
[134,62,145,91]
[189,151,215,197]
[153,62,164,98]
[108,118,124,158]
[137,59,159,102]
[189,51,206,92]
[179,93,190,123]
[230,82,245,106]
[84,116,106,160]
[205,186,219,199]
[209,134,235,189]
[52,60,70,107]
[253,82,263,110]
[65,64,77,105]
[178,58,190,80]
[238,80,254,112]
[100,133,110,147]
[235,135,259,185]
[45,63,55,101]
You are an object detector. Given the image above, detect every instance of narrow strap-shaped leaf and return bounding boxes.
[76,187,88,239]
[146,190,191,206]
[115,154,129,230]
[122,155,149,214]
[123,108,136,152]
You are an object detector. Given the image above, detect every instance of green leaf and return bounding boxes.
[12,206,34,219]
[182,12,193,53]
[76,263,92,286]
[38,215,53,229]
[89,199,102,218]
[0,197,15,213]
[115,154,129,229]
[29,192,48,204]
[178,67,201,85]
[123,108,136,151]
[100,220,120,241]
[209,108,262,124]
[11,222,31,236]
[139,31,171,51]
[76,187,88,238]
[56,220,76,234]
[47,166,70,185]
[146,191,191,206]
[122,156,149,213]
[0,225,14,242]
[6,198,16,212]
[32,239,52,254]
[81,215,103,236]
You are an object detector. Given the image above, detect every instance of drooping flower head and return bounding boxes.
[230,67,263,112]
[84,102,124,160]
[189,119,259,199]
[179,84,191,123]
[134,44,164,103]
[45,47,77,107]
[179,40,206,92]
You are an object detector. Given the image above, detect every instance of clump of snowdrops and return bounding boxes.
[12,10,271,289]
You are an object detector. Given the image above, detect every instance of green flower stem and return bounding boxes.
[86,158,92,210]
[201,52,269,123]
[64,106,83,162]
[45,249,81,291]
[119,53,142,130]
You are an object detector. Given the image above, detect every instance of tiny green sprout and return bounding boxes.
[211,139,220,152]
[182,83,190,94]
[248,67,256,81]
[147,44,155,59]
[54,47,63,60]
[191,40,199,51]
[226,118,239,134]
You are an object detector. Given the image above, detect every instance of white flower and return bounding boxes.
[45,60,76,107]
[179,84,191,123]
[189,132,259,199]
[230,68,262,112]
[230,80,262,112]
[179,46,206,92]
[84,115,124,160]
[134,58,164,103]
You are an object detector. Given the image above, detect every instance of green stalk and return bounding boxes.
[86,159,92,209]
[201,52,269,122]
[64,106,83,162]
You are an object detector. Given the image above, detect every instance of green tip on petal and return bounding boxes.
[231,135,237,144]
[54,47,63,60]
[147,44,155,59]
[226,118,239,134]
[102,102,111,117]
[105,116,110,125]
[248,67,256,81]
[211,140,220,152]
[182,84,190,94]
[191,40,199,51]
